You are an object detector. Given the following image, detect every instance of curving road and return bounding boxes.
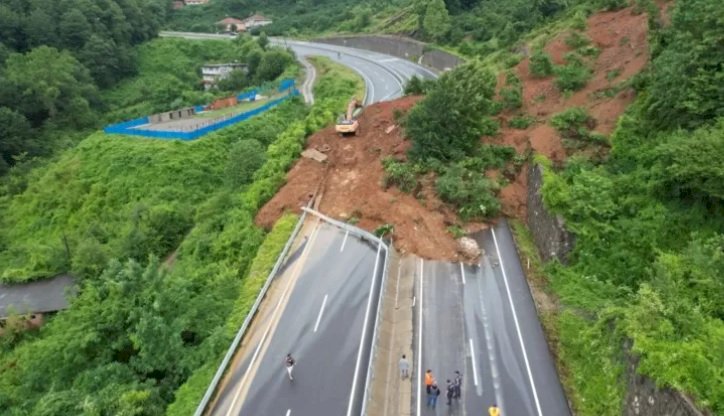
[272,39,437,104]
[159,32,438,105]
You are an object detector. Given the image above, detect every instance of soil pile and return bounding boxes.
[256,96,464,260]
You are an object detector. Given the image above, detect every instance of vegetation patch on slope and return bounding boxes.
[0,41,362,415]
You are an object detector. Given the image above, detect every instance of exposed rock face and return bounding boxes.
[624,341,708,416]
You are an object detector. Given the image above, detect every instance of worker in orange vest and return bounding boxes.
[425,369,434,394]
[489,403,501,416]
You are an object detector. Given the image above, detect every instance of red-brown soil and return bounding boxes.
[496,5,652,219]
[258,5,655,260]
[256,96,465,261]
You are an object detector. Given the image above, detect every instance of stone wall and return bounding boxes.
[624,342,708,416]
[526,163,575,264]
[314,34,464,72]
[526,163,707,416]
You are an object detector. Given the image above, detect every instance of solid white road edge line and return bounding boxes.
[224,220,322,416]
[459,262,466,285]
[340,230,349,252]
[345,242,383,416]
[394,262,402,309]
[491,228,543,416]
[313,295,328,333]
[416,259,424,416]
[469,338,479,387]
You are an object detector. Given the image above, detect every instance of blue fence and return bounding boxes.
[236,90,257,102]
[104,80,298,141]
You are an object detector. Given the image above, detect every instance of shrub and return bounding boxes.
[404,75,436,95]
[551,107,608,147]
[529,50,554,78]
[554,62,592,91]
[551,107,594,136]
[500,71,523,110]
[599,0,628,11]
[606,68,623,82]
[436,163,501,220]
[226,139,266,188]
[571,10,588,31]
[382,157,419,193]
[565,32,591,49]
[509,115,535,129]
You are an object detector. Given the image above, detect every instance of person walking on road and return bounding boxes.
[399,354,410,379]
[489,403,501,416]
[426,383,440,408]
[445,379,455,406]
[453,370,462,399]
[285,353,295,381]
[425,369,434,394]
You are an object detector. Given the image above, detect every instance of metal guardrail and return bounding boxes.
[194,209,308,416]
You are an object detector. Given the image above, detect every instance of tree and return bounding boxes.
[405,60,498,162]
[0,5,24,50]
[423,0,451,41]
[652,119,724,202]
[79,35,121,88]
[643,0,724,130]
[257,31,269,50]
[1,46,98,128]
[254,49,293,84]
[59,9,92,50]
[0,107,32,174]
[25,8,57,48]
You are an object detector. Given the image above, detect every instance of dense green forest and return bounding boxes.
[0,0,171,174]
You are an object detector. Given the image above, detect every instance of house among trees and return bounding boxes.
[216,17,246,33]
[242,13,273,29]
[202,63,248,90]
[184,0,210,5]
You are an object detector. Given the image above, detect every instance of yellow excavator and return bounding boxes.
[335,97,363,136]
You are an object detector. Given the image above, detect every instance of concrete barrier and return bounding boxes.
[314,35,464,73]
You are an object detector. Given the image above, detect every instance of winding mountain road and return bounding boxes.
[159,31,437,104]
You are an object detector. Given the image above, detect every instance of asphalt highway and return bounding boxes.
[159,32,438,104]
[416,219,570,416]
[274,39,437,104]
[207,220,386,416]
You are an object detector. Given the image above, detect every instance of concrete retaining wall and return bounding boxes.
[314,34,464,72]
[526,162,708,415]
[526,163,575,264]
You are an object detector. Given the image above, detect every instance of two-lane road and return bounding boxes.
[208,220,386,416]
[416,220,570,416]
[159,31,438,104]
